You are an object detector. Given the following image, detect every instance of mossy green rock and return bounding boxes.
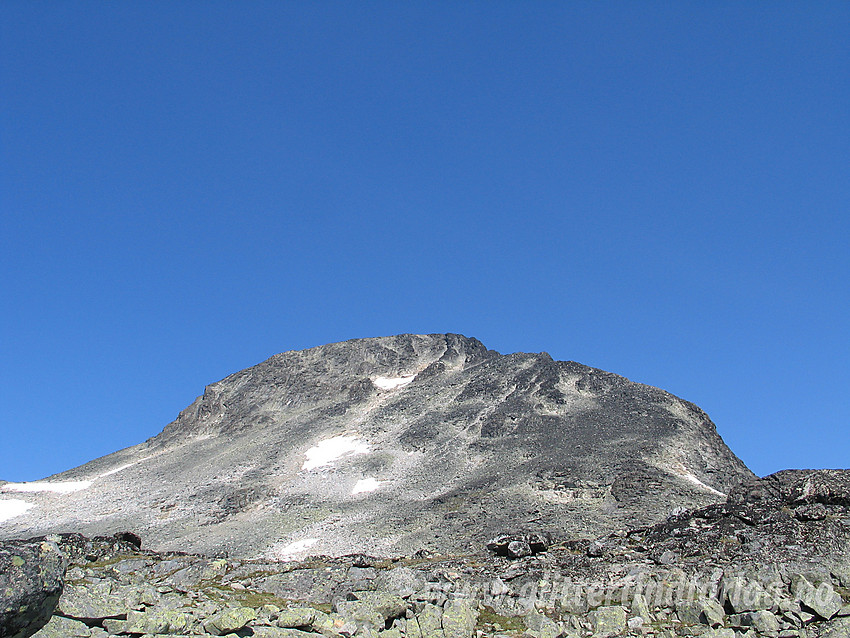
[441,598,478,638]
[629,593,652,622]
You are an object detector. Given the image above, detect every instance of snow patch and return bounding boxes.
[0,499,34,523]
[278,538,318,559]
[302,436,369,470]
[667,462,726,497]
[681,471,726,497]
[98,454,155,478]
[2,480,93,494]
[352,478,383,494]
[372,375,416,390]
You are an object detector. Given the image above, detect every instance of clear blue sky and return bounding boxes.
[1,2,848,482]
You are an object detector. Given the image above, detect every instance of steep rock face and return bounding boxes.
[0,334,753,558]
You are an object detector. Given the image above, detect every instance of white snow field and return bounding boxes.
[0,498,35,523]
[372,375,416,390]
[2,480,93,494]
[352,477,383,494]
[301,435,369,470]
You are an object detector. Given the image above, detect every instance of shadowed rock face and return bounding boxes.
[0,538,66,638]
[0,334,754,558]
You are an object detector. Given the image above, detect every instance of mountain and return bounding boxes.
[0,334,754,559]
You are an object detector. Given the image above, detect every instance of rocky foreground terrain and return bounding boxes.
[0,334,752,559]
[4,469,849,638]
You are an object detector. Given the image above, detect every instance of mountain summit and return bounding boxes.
[0,334,753,558]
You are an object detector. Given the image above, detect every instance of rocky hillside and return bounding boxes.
[11,469,850,638]
[0,334,753,559]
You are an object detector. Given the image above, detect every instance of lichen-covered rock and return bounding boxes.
[276,606,317,628]
[252,628,318,638]
[30,615,91,638]
[123,608,191,634]
[629,592,652,623]
[414,603,444,638]
[204,606,257,635]
[820,617,850,638]
[792,574,842,620]
[721,576,777,613]
[57,580,140,621]
[0,538,67,638]
[346,591,407,620]
[441,598,478,638]
[588,605,627,638]
[334,599,385,629]
[728,610,781,636]
[675,598,725,627]
[525,610,561,638]
[375,567,426,597]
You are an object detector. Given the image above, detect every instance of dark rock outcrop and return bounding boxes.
[0,538,66,638]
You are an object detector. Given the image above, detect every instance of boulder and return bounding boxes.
[276,606,317,628]
[792,574,843,620]
[345,590,408,620]
[375,566,426,597]
[486,532,551,558]
[629,592,653,623]
[204,606,257,635]
[441,598,478,638]
[507,540,532,559]
[57,580,141,621]
[252,628,318,638]
[588,605,627,638]
[819,617,850,638]
[675,598,725,627]
[525,610,561,638]
[721,576,777,613]
[123,609,191,635]
[414,603,444,638]
[0,538,67,638]
[30,615,91,638]
[728,610,781,636]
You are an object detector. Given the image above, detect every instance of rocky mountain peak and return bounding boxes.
[0,334,754,559]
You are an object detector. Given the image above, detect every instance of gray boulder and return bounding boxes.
[0,538,67,638]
